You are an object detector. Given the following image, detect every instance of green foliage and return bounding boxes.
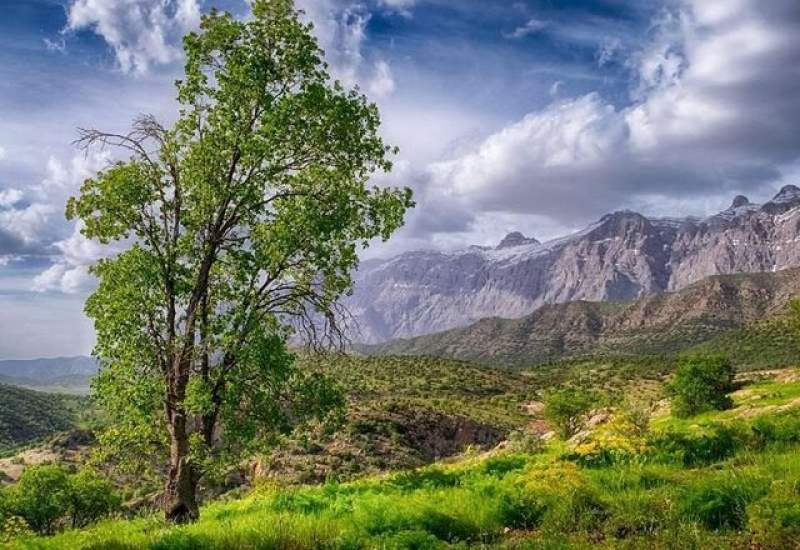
[66,0,412,512]
[3,465,120,536]
[647,424,741,466]
[678,475,766,531]
[67,470,121,529]
[544,387,596,439]
[749,495,800,548]
[666,355,735,417]
[8,464,71,534]
[0,384,84,453]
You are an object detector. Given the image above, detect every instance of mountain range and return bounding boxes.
[348,186,800,343]
[0,356,97,393]
[365,268,800,368]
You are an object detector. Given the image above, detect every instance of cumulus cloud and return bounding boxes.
[412,0,800,236]
[0,146,5,160]
[65,0,201,74]
[296,0,398,97]
[0,150,110,274]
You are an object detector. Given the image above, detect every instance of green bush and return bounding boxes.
[481,455,528,477]
[678,476,765,531]
[496,490,547,530]
[67,470,122,528]
[418,509,482,543]
[666,355,735,418]
[648,424,742,466]
[750,413,800,448]
[544,388,595,439]
[392,468,462,490]
[4,465,121,536]
[378,529,444,550]
[9,464,71,534]
[749,496,800,548]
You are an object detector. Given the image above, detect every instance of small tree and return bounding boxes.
[544,388,595,439]
[68,0,412,522]
[67,470,121,529]
[666,355,735,418]
[9,465,71,535]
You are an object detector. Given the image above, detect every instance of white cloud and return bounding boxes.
[0,150,111,265]
[65,0,201,74]
[0,146,5,160]
[0,203,55,244]
[32,222,120,294]
[406,0,800,239]
[505,18,548,40]
[0,189,23,208]
[367,60,396,98]
[296,0,369,88]
[378,0,416,17]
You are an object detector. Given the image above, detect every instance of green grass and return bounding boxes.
[11,373,800,549]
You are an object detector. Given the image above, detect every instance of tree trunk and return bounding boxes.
[163,410,199,523]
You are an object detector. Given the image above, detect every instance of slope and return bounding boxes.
[0,384,85,453]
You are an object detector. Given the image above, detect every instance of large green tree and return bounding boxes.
[67,0,412,522]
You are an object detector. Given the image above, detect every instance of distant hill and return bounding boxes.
[365,268,800,368]
[0,356,97,394]
[0,384,85,453]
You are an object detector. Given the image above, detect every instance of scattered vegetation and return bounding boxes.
[666,355,736,417]
[0,385,86,453]
[6,365,800,549]
[543,388,596,438]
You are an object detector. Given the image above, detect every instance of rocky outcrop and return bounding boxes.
[348,188,800,343]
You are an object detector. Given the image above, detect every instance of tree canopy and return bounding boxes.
[67,0,413,522]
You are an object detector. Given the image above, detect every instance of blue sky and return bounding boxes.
[1,0,799,358]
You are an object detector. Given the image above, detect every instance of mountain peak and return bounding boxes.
[496,232,540,250]
[772,185,800,203]
[731,195,751,209]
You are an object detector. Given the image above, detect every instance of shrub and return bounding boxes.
[750,412,800,449]
[4,465,122,536]
[571,414,648,467]
[496,490,547,530]
[1,515,33,543]
[678,476,765,531]
[68,470,122,528]
[418,509,482,543]
[544,388,595,439]
[481,455,528,477]
[648,424,743,466]
[9,464,71,534]
[505,430,543,454]
[392,468,462,490]
[749,497,800,548]
[666,355,735,418]
[379,529,444,550]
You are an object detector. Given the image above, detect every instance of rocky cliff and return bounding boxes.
[349,186,800,343]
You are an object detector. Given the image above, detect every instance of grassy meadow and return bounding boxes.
[8,368,800,549]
